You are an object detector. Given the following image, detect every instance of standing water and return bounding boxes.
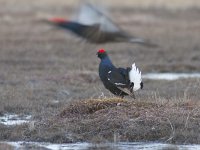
[0,113,31,125]
[143,73,200,80]
[2,141,200,150]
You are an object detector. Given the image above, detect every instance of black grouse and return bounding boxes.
[97,49,143,98]
[44,3,157,46]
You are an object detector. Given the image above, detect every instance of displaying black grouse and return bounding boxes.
[44,3,157,46]
[97,49,143,98]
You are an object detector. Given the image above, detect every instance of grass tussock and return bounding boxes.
[59,98,128,116]
[15,97,199,144]
[0,96,200,144]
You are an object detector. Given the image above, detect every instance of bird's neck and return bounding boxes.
[57,22,86,33]
[100,56,114,67]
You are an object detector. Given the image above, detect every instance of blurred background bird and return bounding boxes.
[42,2,157,46]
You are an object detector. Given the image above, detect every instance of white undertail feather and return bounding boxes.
[129,63,142,91]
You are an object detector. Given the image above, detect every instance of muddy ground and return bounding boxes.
[0,0,200,146]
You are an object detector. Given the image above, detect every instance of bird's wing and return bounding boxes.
[107,68,127,88]
[77,3,158,46]
[117,87,135,99]
[75,3,120,32]
[75,3,101,25]
[107,68,135,98]
[117,67,130,81]
[79,24,107,43]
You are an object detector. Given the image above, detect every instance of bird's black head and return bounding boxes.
[47,17,85,35]
[97,49,107,59]
[47,17,69,25]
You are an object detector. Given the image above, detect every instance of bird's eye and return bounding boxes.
[140,82,143,89]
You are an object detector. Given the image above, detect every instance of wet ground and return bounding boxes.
[0,113,31,125]
[2,141,200,150]
[0,0,200,149]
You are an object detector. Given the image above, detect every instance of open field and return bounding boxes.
[2,0,200,9]
[0,0,200,146]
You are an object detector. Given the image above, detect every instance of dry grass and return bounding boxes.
[0,143,14,150]
[59,98,127,115]
[103,0,200,9]
[12,97,199,144]
[0,0,200,146]
[3,0,200,9]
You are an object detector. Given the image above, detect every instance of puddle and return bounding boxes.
[0,114,31,126]
[117,142,200,150]
[3,141,200,150]
[143,73,200,80]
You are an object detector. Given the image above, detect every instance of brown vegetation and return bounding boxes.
[0,0,200,146]
[3,96,200,144]
[0,143,14,150]
[27,98,200,144]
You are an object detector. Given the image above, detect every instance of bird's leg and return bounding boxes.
[130,82,134,93]
[120,95,124,99]
[131,93,136,99]
[140,82,144,89]
[118,91,124,99]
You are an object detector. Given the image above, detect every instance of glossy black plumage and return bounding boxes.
[97,49,143,98]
